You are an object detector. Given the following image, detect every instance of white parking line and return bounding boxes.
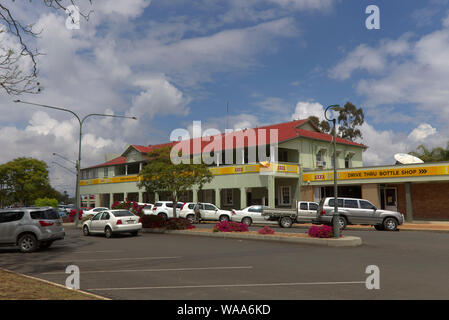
[41,266,253,275]
[88,281,366,291]
[68,250,124,254]
[50,256,181,263]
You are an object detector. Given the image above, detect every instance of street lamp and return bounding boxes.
[324,104,342,238]
[13,99,137,226]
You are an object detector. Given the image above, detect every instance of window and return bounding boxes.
[345,156,351,168]
[30,209,59,220]
[127,163,140,175]
[344,199,358,208]
[360,200,376,210]
[104,167,108,178]
[328,198,343,207]
[279,186,291,206]
[0,211,24,223]
[113,211,134,217]
[279,150,288,162]
[299,203,308,210]
[309,203,318,211]
[225,189,233,205]
[92,213,102,220]
[166,203,173,208]
[176,203,183,209]
[248,206,262,213]
[204,204,217,211]
[101,212,110,220]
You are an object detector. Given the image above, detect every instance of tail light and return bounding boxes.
[321,209,326,215]
[232,210,236,215]
[116,219,122,225]
[138,217,142,223]
[181,203,186,210]
[39,221,54,227]
[153,207,157,211]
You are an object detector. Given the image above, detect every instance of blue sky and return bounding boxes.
[1,0,449,194]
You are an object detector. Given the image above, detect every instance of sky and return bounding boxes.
[1,0,449,196]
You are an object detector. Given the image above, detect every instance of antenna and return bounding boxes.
[226,101,229,131]
[394,153,424,165]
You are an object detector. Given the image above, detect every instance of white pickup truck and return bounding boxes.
[261,201,319,228]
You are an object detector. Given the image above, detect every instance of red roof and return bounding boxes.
[84,119,366,169]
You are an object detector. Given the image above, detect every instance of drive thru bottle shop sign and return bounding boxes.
[303,165,449,182]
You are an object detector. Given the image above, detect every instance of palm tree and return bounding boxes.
[409,142,449,162]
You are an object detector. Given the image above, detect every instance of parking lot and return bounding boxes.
[1,225,449,300]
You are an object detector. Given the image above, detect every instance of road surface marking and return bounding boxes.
[50,256,181,263]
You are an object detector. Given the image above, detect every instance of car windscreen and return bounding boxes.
[30,209,60,220]
[112,211,134,217]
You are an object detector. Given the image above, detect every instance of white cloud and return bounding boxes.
[291,101,325,120]
[408,123,437,142]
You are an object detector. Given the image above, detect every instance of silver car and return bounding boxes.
[231,205,274,226]
[315,197,404,231]
[82,209,142,238]
[0,207,65,253]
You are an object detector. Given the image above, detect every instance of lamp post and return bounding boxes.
[13,100,137,226]
[324,104,341,238]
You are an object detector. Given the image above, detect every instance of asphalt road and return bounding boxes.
[1,225,448,300]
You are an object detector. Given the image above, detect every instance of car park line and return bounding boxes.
[40,266,254,275]
[87,280,366,291]
[49,256,181,263]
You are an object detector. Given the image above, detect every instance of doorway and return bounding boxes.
[381,187,397,211]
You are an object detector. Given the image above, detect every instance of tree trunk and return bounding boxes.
[172,191,177,218]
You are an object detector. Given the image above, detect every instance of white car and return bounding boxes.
[151,201,184,219]
[81,207,109,219]
[141,204,154,215]
[179,202,232,223]
[82,210,142,238]
[230,205,274,226]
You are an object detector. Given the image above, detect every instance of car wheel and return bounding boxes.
[83,225,90,236]
[219,215,230,222]
[18,234,38,253]
[279,217,293,228]
[242,217,252,226]
[105,226,113,238]
[39,241,54,249]
[374,224,385,231]
[158,213,168,220]
[383,217,398,231]
[335,216,347,230]
[186,214,195,224]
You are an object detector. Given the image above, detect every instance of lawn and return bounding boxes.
[0,269,103,300]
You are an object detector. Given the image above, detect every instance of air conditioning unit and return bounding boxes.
[317,161,326,168]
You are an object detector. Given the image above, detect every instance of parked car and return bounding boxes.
[152,201,184,219]
[261,201,320,228]
[0,207,65,253]
[315,197,404,231]
[82,209,142,238]
[230,205,273,226]
[141,204,154,215]
[179,202,233,223]
[82,207,109,219]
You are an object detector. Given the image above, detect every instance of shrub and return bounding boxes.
[307,225,339,238]
[111,199,143,216]
[35,198,58,208]
[258,226,275,235]
[141,214,166,229]
[165,217,195,230]
[69,209,83,221]
[213,220,249,233]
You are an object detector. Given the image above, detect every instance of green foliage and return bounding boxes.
[0,157,52,206]
[409,142,449,162]
[137,146,213,218]
[34,198,58,208]
[309,102,365,142]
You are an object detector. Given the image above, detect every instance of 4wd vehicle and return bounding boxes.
[179,202,232,223]
[0,207,65,253]
[152,201,184,219]
[261,201,320,228]
[316,197,404,231]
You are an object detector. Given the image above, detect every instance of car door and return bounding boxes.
[98,212,110,232]
[307,202,319,221]
[358,200,378,224]
[0,211,25,244]
[247,206,263,223]
[202,204,218,220]
[90,212,103,232]
[297,202,309,221]
[342,199,363,224]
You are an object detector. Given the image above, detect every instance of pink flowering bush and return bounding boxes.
[213,220,249,232]
[307,225,340,238]
[111,199,143,216]
[258,226,275,235]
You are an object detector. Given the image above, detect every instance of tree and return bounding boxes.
[35,197,58,208]
[137,146,213,218]
[0,1,91,95]
[409,142,449,162]
[0,157,51,206]
[309,102,365,142]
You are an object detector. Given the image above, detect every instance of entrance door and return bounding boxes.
[384,187,398,211]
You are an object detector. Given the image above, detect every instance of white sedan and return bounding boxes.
[230,205,275,226]
[82,210,142,238]
[81,207,109,218]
